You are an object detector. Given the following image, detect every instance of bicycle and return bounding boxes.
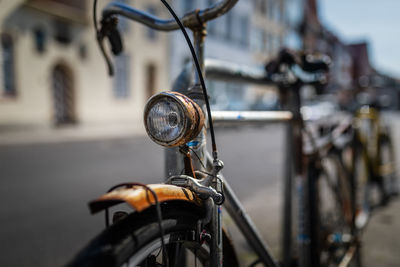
[351,101,398,229]
[67,1,362,266]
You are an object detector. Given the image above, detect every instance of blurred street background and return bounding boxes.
[1,0,400,266]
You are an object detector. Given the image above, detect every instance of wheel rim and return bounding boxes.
[319,157,353,266]
[354,150,370,229]
[124,232,210,267]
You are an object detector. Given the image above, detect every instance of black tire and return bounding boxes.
[66,201,238,267]
[310,152,360,267]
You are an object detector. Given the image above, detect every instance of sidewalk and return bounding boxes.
[238,186,400,267]
[363,197,400,267]
[0,123,145,146]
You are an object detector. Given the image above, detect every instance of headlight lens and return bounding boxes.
[146,99,184,143]
[144,91,204,147]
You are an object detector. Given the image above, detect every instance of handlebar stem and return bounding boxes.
[192,26,207,85]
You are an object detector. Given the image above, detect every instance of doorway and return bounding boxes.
[52,64,76,125]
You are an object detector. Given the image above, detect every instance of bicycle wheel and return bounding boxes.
[377,135,398,204]
[353,145,371,230]
[312,153,360,267]
[66,201,238,267]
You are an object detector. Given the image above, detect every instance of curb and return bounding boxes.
[0,124,146,146]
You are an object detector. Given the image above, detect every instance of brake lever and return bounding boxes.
[107,28,123,55]
[166,175,224,205]
[96,16,124,76]
[100,16,124,55]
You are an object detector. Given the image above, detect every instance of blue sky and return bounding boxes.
[319,0,400,77]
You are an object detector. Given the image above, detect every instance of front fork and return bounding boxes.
[165,24,224,267]
[211,190,223,267]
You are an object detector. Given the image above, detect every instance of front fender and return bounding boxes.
[89,184,202,214]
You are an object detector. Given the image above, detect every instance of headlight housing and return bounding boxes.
[144,91,204,147]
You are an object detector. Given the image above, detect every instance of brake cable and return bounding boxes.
[159,0,219,164]
[93,0,115,75]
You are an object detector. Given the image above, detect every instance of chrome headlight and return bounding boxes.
[144,91,204,147]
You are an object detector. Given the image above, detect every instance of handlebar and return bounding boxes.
[205,58,327,87]
[102,0,238,31]
[97,0,238,75]
[265,48,330,87]
[205,59,275,85]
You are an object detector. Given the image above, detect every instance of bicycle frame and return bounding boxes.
[166,51,310,266]
[94,2,348,267]
[354,106,388,178]
[352,104,397,209]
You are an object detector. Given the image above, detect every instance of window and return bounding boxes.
[54,20,72,45]
[225,12,233,40]
[182,0,195,13]
[273,35,281,53]
[33,28,46,54]
[267,0,282,22]
[263,31,269,52]
[207,0,216,36]
[269,34,277,54]
[251,27,264,52]
[260,0,267,15]
[238,15,249,47]
[208,20,217,36]
[268,0,275,20]
[275,2,282,23]
[113,53,130,98]
[230,13,249,47]
[1,34,16,97]
[214,15,227,39]
[146,63,157,99]
[78,43,87,60]
[254,0,267,15]
[226,83,246,110]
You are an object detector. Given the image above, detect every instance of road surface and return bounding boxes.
[0,120,399,266]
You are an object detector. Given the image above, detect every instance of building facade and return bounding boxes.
[169,0,288,111]
[0,0,169,131]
